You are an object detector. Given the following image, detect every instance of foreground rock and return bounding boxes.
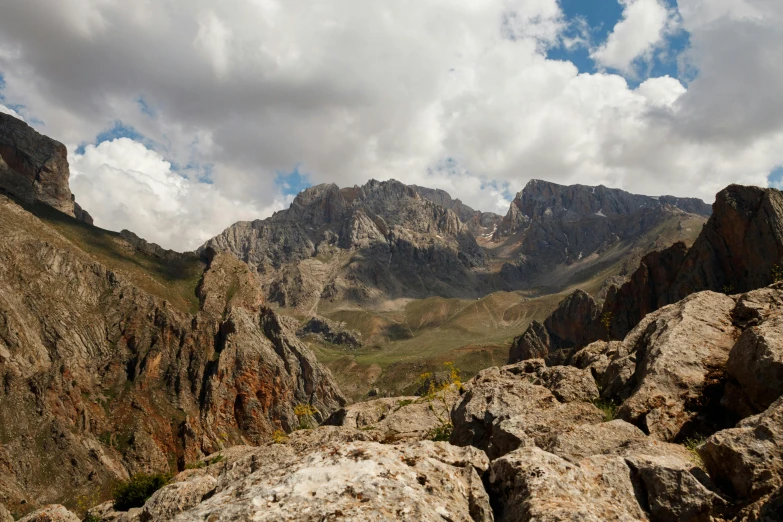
[699,396,783,507]
[450,361,603,459]
[324,393,457,441]
[17,505,80,522]
[97,433,493,522]
[489,447,648,521]
[605,291,737,441]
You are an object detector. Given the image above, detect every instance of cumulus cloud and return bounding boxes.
[0,104,22,119]
[0,0,781,249]
[70,138,285,251]
[591,0,679,75]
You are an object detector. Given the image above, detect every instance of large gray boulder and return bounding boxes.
[699,396,783,505]
[450,362,603,459]
[141,437,494,522]
[488,447,649,522]
[615,291,737,440]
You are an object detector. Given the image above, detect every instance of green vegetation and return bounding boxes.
[22,200,204,313]
[272,429,289,444]
[294,403,318,430]
[600,312,613,339]
[592,398,618,421]
[683,437,706,464]
[420,362,461,442]
[772,264,783,283]
[113,473,171,511]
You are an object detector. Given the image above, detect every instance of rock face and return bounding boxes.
[668,185,783,300]
[297,316,362,348]
[515,186,783,366]
[412,185,502,237]
[492,180,710,286]
[0,195,344,513]
[614,291,738,441]
[0,113,90,222]
[508,289,600,365]
[202,180,488,309]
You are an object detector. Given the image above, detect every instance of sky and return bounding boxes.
[1,0,782,251]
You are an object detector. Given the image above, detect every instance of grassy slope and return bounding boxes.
[21,201,205,314]
[300,212,707,401]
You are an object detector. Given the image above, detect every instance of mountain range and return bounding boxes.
[2,112,783,521]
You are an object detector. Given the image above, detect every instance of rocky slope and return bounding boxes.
[0,113,91,224]
[511,185,783,366]
[0,194,344,516]
[51,282,783,521]
[491,179,711,288]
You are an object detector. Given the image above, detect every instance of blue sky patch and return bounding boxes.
[275,166,311,196]
[549,0,691,85]
[769,167,783,189]
[76,121,153,154]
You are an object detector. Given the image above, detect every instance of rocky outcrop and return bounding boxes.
[202,179,488,308]
[613,291,738,441]
[91,435,493,522]
[0,195,344,513]
[508,289,600,365]
[17,505,81,522]
[513,185,783,365]
[0,113,90,221]
[323,393,457,442]
[297,316,362,348]
[668,185,783,300]
[450,361,604,459]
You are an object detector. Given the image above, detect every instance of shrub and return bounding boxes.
[420,362,461,441]
[294,403,318,430]
[113,473,171,511]
[592,398,618,421]
[272,429,289,444]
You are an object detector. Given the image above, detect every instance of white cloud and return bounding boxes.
[0,0,781,250]
[0,104,22,119]
[70,138,285,251]
[591,0,678,75]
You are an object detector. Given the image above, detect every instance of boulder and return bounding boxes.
[698,396,783,504]
[488,447,648,521]
[150,439,493,521]
[16,505,80,522]
[726,302,783,413]
[541,419,697,464]
[139,474,217,522]
[616,291,737,440]
[323,393,456,441]
[450,363,603,459]
[625,454,726,521]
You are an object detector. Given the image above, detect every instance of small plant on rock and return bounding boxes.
[113,472,171,511]
[272,429,289,444]
[592,398,618,422]
[420,362,461,441]
[772,264,783,283]
[294,403,318,430]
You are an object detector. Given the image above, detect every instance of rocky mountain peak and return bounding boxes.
[0,113,92,223]
[203,178,488,308]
